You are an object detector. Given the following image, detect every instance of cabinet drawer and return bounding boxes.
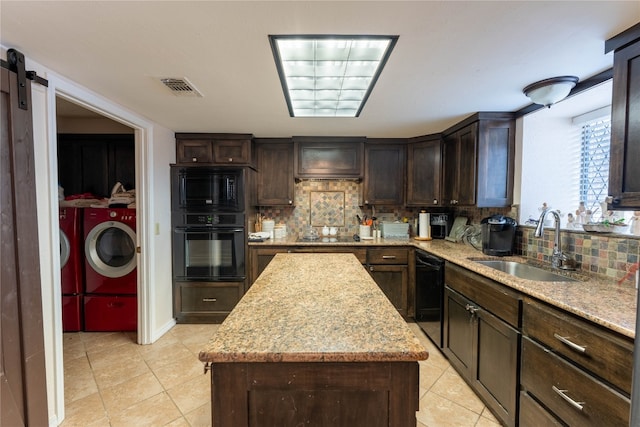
[177,282,243,313]
[523,298,633,395]
[367,248,408,264]
[519,391,563,427]
[521,337,629,426]
[445,263,520,328]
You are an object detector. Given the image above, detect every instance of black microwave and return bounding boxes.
[171,166,244,212]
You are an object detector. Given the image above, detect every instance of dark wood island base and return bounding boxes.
[200,254,428,426]
[211,361,420,426]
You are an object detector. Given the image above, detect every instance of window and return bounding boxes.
[578,113,611,214]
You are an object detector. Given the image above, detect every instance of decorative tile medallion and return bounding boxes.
[310,191,345,226]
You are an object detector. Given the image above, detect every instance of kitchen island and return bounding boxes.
[199,253,428,426]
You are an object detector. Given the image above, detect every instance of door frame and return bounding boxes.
[43,76,157,424]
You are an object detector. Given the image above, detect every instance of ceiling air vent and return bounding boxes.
[159,77,203,97]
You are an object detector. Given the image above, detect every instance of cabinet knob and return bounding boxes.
[228,158,233,162]
[369,266,374,272]
[433,199,438,204]
[192,157,197,162]
[288,200,293,205]
[364,200,369,205]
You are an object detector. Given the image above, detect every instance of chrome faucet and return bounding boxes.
[534,209,576,270]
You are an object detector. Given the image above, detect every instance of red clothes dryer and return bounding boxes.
[83,207,137,331]
[59,207,83,331]
[83,207,137,294]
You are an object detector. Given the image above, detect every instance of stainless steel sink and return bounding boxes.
[473,260,577,282]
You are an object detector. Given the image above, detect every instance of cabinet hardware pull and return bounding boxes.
[203,362,212,374]
[465,304,479,315]
[553,333,587,353]
[382,255,396,259]
[552,386,584,411]
[202,298,217,302]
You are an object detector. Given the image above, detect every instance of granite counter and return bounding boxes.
[249,237,637,339]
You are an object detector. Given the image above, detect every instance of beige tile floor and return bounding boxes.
[61,322,501,427]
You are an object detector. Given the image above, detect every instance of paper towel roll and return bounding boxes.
[419,212,430,238]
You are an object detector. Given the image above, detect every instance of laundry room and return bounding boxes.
[56,97,138,333]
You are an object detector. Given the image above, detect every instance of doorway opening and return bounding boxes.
[56,97,139,336]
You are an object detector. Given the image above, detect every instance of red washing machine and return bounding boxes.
[59,207,83,332]
[83,207,137,331]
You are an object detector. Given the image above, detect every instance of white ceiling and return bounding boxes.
[2,1,639,137]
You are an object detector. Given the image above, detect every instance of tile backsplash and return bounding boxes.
[257,181,436,236]
[517,226,639,283]
[256,183,639,284]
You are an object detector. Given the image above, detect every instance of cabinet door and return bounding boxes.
[443,286,474,379]
[294,138,364,179]
[442,134,459,206]
[176,139,213,163]
[367,264,408,316]
[406,139,442,206]
[363,144,406,205]
[475,305,520,427]
[213,138,252,165]
[609,40,640,209]
[256,142,294,206]
[456,124,477,206]
[476,119,515,207]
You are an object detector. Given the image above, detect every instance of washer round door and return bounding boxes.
[60,228,70,269]
[85,221,136,278]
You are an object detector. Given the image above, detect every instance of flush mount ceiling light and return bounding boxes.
[523,76,579,108]
[269,35,398,117]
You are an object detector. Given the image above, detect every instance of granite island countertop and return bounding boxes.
[199,253,429,363]
[250,236,637,339]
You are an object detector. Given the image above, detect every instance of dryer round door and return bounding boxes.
[85,221,136,278]
[60,228,70,269]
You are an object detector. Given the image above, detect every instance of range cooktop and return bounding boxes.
[296,235,358,243]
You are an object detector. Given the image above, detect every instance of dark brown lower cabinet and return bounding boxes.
[443,286,520,427]
[367,264,408,317]
[521,337,629,426]
[210,361,420,427]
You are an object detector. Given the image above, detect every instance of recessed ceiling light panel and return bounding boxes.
[269,35,398,117]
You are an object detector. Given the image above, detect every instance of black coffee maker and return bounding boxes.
[481,215,517,256]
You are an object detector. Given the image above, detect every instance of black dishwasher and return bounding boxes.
[415,250,445,347]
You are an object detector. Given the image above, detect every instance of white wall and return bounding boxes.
[3,47,176,425]
[520,112,580,226]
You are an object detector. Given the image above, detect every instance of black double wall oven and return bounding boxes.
[171,167,246,283]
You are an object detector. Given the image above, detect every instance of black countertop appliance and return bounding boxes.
[481,215,517,256]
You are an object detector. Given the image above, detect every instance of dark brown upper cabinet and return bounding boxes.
[255,139,295,206]
[606,23,640,210]
[175,133,255,166]
[442,113,515,208]
[407,134,442,206]
[363,139,406,206]
[57,134,135,198]
[293,136,365,180]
